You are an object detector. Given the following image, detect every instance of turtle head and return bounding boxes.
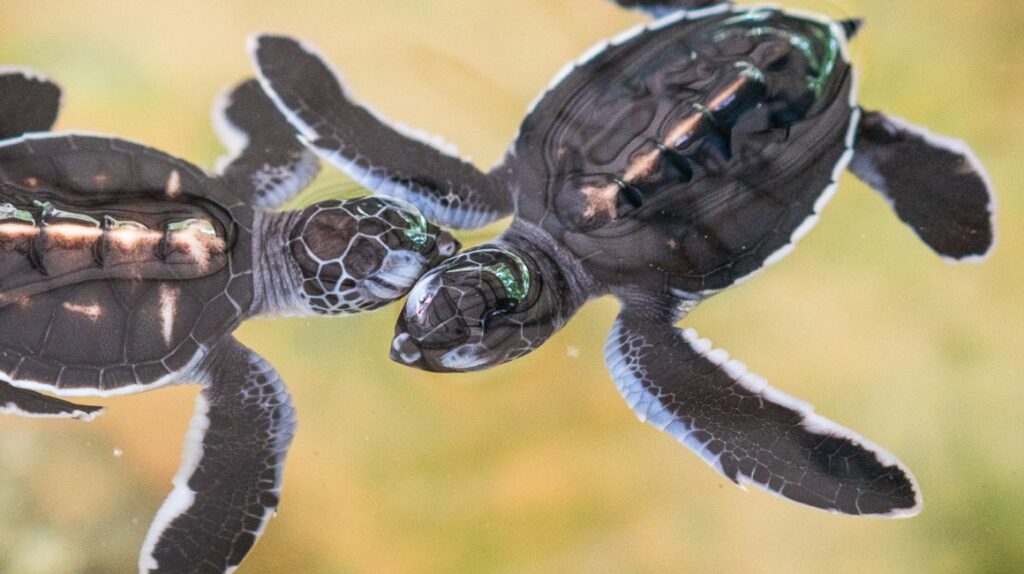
[390,246,556,372]
[288,197,459,315]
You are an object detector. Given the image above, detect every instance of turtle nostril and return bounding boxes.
[390,332,423,365]
[435,231,461,259]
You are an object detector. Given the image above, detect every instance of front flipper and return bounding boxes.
[849,110,996,262]
[0,380,102,421]
[0,68,62,139]
[213,78,321,209]
[610,0,732,18]
[605,304,921,517]
[251,34,513,229]
[139,339,296,573]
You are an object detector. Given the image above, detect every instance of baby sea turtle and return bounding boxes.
[0,71,458,571]
[253,1,995,517]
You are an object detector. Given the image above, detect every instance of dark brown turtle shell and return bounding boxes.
[0,134,253,394]
[511,7,856,294]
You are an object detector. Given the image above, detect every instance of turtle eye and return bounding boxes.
[396,208,430,252]
[481,297,518,330]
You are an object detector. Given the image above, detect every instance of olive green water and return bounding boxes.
[1,1,1022,572]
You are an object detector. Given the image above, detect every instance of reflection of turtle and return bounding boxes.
[0,70,458,572]
[254,0,996,518]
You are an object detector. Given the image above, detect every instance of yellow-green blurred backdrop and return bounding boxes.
[1,1,1021,572]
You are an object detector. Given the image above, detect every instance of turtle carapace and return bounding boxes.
[0,70,458,572]
[253,1,995,517]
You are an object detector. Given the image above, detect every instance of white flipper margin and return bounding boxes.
[604,318,923,518]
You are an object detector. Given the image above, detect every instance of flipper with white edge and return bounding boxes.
[849,109,996,262]
[251,34,513,229]
[139,338,296,573]
[0,68,62,140]
[214,78,321,209]
[605,302,921,517]
[0,380,102,421]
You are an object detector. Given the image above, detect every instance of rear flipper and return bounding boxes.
[849,110,996,262]
[0,381,102,421]
[606,303,921,517]
[0,68,62,140]
[139,338,295,573]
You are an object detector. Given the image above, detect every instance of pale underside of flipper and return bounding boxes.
[250,34,513,229]
[610,0,732,18]
[0,380,102,421]
[139,338,296,573]
[213,78,321,210]
[0,68,62,140]
[849,109,996,262]
[605,304,921,517]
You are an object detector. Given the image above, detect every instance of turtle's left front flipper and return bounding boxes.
[139,339,296,574]
[0,68,62,139]
[0,381,102,421]
[251,35,513,230]
[213,78,321,209]
[849,110,996,261]
[606,302,921,517]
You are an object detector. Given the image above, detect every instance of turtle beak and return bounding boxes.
[430,230,460,267]
[390,331,426,369]
[390,315,441,372]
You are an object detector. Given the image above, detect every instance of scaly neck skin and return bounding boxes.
[250,210,308,318]
[503,218,603,321]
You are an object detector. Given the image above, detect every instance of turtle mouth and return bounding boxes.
[390,310,473,373]
[429,230,461,267]
[389,331,491,373]
[390,331,432,370]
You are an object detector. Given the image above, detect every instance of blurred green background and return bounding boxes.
[1,1,1021,572]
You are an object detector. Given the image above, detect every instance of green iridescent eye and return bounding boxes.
[486,253,530,302]
[368,197,431,251]
[449,249,531,303]
[399,210,429,251]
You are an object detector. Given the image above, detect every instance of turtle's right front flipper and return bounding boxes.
[0,68,62,140]
[0,380,102,421]
[251,35,513,229]
[849,110,996,262]
[139,338,296,574]
[606,302,921,517]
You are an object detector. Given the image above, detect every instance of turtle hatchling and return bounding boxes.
[0,70,458,571]
[254,0,996,517]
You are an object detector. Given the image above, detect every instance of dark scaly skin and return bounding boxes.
[393,221,584,370]
[287,197,456,315]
